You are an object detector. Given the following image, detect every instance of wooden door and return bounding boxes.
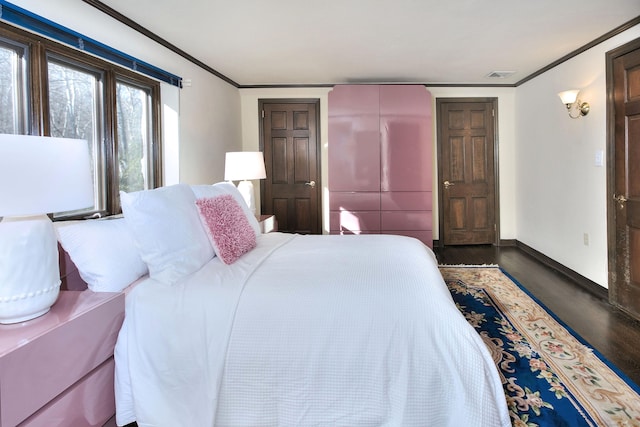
[260,99,321,234]
[607,38,640,320]
[437,98,498,245]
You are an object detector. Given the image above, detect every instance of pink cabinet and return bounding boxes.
[0,291,124,427]
[329,85,433,246]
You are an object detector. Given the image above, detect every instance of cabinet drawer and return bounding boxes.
[330,211,380,232]
[381,192,432,211]
[21,358,116,427]
[0,291,124,427]
[381,211,432,231]
[330,230,379,236]
[329,192,380,211]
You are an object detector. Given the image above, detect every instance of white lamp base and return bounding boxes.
[0,215,61,324]
[236,180,257,215]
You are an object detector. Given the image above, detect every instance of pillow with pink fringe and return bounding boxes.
[195,194,257,264]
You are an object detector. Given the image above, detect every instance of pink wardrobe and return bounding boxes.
[328,84,433,247]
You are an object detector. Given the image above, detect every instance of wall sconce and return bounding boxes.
[558,90,590,119]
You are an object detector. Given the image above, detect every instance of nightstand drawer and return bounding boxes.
[0,291,124,427]
[258,214,277,233]
[21,358,115,427]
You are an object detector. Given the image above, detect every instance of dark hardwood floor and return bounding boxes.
[433,244,640,387]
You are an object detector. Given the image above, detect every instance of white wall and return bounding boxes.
[240,86,517,238]
[515,24,640,287]
[9,0,243,186]
[178,70,241,184]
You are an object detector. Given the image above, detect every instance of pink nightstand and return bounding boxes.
[0,290,124,427]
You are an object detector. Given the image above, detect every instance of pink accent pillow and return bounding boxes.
[196,195,257,264]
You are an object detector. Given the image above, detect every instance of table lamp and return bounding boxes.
[224,151,267,214]
[0,135,93,324]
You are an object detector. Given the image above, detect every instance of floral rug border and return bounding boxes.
[440,265,640,427]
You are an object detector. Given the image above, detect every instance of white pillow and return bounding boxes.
[120,183,214,285]
[55,218,148,292]
[191,182,261,237]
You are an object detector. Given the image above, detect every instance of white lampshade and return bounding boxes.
[0,134,94,324]
[0,135,94,216]
[224,151,266,215]
[224,151,267,181]
[558,90,580,106]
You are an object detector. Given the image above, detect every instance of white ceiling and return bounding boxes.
[99,0,640,87]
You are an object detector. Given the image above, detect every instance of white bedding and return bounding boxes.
[115,233,510,426]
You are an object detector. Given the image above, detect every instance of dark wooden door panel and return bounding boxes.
[260,100,321,234]
[438,99,497,245]
[608,38,640,320]
[272,198,289,231]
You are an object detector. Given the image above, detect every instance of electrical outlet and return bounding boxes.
[583,233,589,246]
[594,150,604,167]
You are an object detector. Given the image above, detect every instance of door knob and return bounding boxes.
[614,194,627,208]
[443,180,454,189]
[305,180,316,188]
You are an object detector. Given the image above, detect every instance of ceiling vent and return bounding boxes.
[486,71,516,79]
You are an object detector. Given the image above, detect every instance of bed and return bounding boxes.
[56,182,510,427]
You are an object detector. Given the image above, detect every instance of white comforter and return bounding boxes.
[115,233,509,427]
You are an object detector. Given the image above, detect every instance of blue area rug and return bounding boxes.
[439,265,640,427]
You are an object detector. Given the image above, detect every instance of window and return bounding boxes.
[0,22,162,218]
[116,79,153,193]
[0,39,27,134]
[48,59,105,215]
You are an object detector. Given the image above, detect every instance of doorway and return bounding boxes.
[436,98,499,246]
[606,37,640,320]
[259,99,321,234]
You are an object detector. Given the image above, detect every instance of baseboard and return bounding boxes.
[432,239,516,247]
[515,240,609,301]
